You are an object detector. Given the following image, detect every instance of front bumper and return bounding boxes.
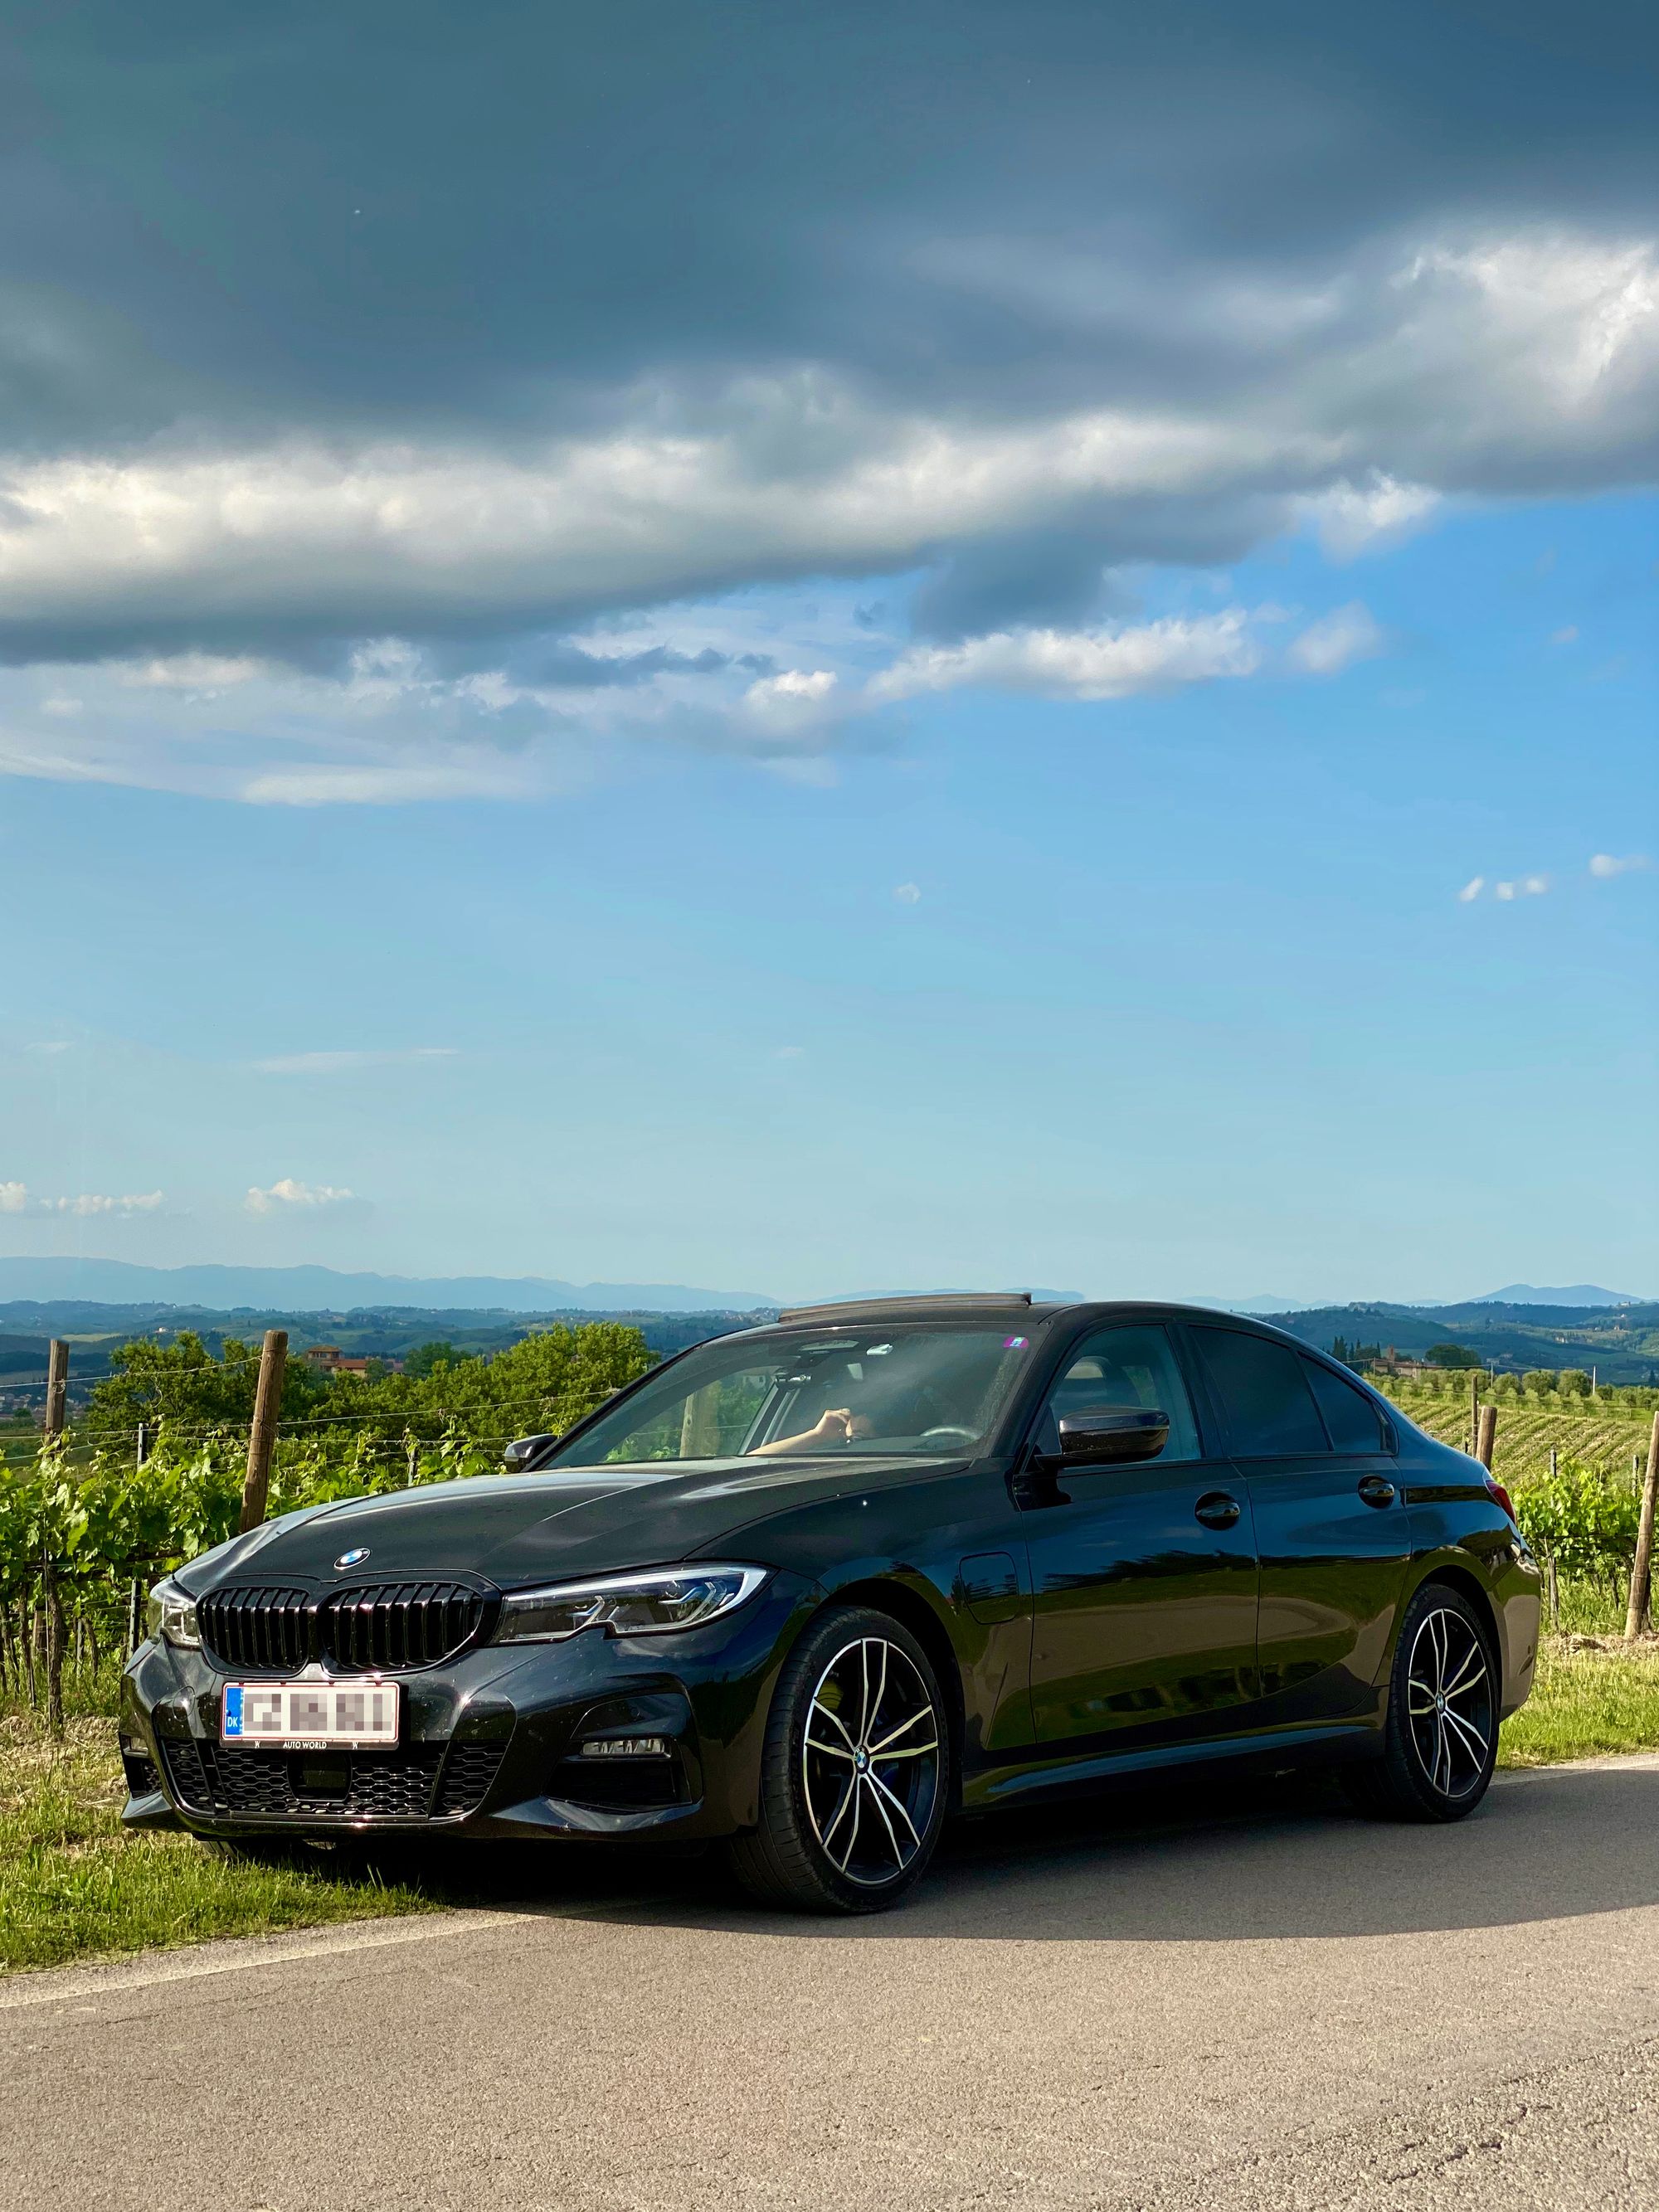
[119,1568,815,1843]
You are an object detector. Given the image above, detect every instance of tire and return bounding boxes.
[727,1603,951,1914]
[1342,1581,1500,1822]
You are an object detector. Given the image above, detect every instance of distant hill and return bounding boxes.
[1472,1283,1642,1308]
[0,1257,778,1315]
[1259,1300,1659,1384]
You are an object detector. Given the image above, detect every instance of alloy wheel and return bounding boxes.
[1405,1605,1494,1800]
[800,1636,942,1888]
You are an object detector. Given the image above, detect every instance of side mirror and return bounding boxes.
[1055,1404,1169,1466]
[503,1432,559,1472]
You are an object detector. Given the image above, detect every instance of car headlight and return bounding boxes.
[493,1564,769,1643]
[145,1577,202,1650]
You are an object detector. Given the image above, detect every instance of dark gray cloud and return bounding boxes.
[0,0,1655,671]
[4,2,1652,434]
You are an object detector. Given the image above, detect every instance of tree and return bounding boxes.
[86,1331,328,1436]
[403,1341,459,1380]
[1557,1369,1592,1399]
[1523,1369,1557,1397]
[1425,1343,1481,1370]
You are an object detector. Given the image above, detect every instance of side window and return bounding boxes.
[1193,1328,1328,1456]
[1037,1324,1201,1463]
[1301,1357,1389,1453]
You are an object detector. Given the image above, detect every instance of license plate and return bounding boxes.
[221,1680,400,1749]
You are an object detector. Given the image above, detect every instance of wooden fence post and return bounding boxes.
[1623,1410,1659,1643]
[238,1330,288,1534]
[42,1339,69,1733]
[1476,1403,1497,1472]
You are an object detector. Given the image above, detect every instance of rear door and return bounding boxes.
[1187,1326,1409,1727]
[1020,1322,1260,1748]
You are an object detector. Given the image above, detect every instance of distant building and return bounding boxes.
[301,1344,402,1377]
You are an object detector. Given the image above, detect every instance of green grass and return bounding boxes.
[0,1715,438,1975]
[1497,1637,1659,1768]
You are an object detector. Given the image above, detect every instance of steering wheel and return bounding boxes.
[919,1425,976,1446]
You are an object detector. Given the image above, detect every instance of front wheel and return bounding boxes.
[728,1604,950,1913]
[1343,1582,1499,1821]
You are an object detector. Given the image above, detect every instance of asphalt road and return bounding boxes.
[4,1753,1657,2212]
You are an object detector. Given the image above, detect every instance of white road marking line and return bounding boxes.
[0,1908,539,2013]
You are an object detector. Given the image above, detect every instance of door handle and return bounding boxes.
[1194,1490,1242,1530]
[1358,1475,1397,1508]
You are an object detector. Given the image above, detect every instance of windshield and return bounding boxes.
[547,1322,1041,1466]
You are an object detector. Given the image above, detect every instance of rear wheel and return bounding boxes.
[1343,1582,1499,1821]
[728,1604,950,1913]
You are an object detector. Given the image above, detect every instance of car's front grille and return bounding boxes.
[197,1587,312,1673]
[197,1582,493,1674]
[159,1737,505,1822]
[319,1584,486,1671]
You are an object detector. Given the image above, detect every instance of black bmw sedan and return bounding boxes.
[120,1296,1541,1913]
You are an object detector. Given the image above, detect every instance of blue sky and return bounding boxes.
[2,3,1655,1305]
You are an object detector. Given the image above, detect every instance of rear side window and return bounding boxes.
[1192,1328,1328,1456]
[1301,1358,1389,1452]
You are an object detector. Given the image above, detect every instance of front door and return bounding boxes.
[1021,1322,1260,1747]
[1186,1326,1412,1725]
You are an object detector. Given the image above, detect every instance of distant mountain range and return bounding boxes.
[0,1257,779,1315]
[0,1256,1647,1325]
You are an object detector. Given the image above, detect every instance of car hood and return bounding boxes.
[183,1454,966,1591]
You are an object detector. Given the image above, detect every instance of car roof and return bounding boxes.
[737,1296,1321,1347]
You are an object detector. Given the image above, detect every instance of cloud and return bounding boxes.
[774,1045,805,1060]
[25,1040,71,1055]
[119,654,270,691]
[1286,602,1385,676]
[252,1048,458,1075]
[737,668,842,743]
[893,882,922,905]
[41,1190,163,1216]
[1304,475,1439,560]
[1,10,1657,801]
[1551,625,1579,644]
[1460,873,1550,902]
[1588,852,1650,878]
[870,610,1261,702]
[245,1178,358,1214]
[0,224,1654,683]
[0,1180,162,1214]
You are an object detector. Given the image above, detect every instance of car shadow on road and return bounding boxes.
[348,1755,1659,1945]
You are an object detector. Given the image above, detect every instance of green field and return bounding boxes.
[1385,1386,1652,1490]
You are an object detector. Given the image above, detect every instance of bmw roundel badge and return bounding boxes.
[333,1547,372,1570]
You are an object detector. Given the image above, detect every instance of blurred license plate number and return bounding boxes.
[221,1680,399,1748]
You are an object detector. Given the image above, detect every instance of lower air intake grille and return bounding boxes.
[159,1738,501,1821]
[552,1753,683,1811]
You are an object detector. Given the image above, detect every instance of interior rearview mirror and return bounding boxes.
[1055,1404,1169,1466]
[502,1432,559,1472]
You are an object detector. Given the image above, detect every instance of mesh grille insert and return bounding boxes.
[159,1738,490,1821]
